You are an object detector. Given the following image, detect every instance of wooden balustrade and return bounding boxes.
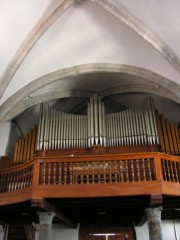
[0,153,180,198]
[13,125,37,164]
[39,158,156,185]
[0,163,33,193]
[161,158,180,182]
[156,112,180,155]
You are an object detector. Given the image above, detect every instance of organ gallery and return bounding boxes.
[12,95,180,166]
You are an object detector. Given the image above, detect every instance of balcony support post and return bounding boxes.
[145,207,163,240]
[37,212,55,240]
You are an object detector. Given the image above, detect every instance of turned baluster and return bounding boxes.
[52,163,57,184]
[15,171,19,190]
[22,168,27,189]
[130,159,135,182]
[97,162,101,184]
[147,158,152,181]
[0,175,2,193]
[25,167,29,187]
[125,160,129,182]
[174,162,179,182]
[2,174,6,192]
[73,163,77,184]
[48,163,52,184]
[64,162,68,184]
[27,166,31,187]
[141,159,146,181]
[136,159,140,181]
[108,161,112,183]
[178,162,180,182]
[84,162,88,184]
[166,160,171,181]
[42,163,46,185]
[96,162,99,183]
[92,162,95,184]
[119,161,124,182]
[26,167,30,187]
[23,168,28,188]
[170,161,175,182]
[1,174,5,192]
[17,170,22,190]
[176,162,180,182]
[83,162,87,184]
[58,163,62,184]
[161,159,167,181]
[113,161,118,183]
[79,163,83,184]
[7,172,13,192]
[12,172,17,190]
[88,163,93,184]
[7,172,12,192]
[5,173,9,192]
[21,169,25,189]
[103,162,107,183]
[14,171,17,190]
[99,162,104,183]
[69,162,73,184]
[30,166,33,186]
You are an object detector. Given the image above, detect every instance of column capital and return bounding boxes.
[145,207,162,222]
[38,212,55,225]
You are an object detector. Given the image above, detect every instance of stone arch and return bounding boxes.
[0,63,179,122]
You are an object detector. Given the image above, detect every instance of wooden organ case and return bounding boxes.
[12,95,180,165]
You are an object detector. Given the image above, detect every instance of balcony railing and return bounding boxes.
[0,152,180,205]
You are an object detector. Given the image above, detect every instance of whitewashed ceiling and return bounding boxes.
[0,0,180,123]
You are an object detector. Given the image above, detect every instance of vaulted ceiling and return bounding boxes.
[0,0,180,126]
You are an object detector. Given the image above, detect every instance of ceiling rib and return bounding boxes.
[0,0,74,100]
[91,0,180,74]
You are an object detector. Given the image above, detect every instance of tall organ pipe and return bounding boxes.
[36,96,159,151]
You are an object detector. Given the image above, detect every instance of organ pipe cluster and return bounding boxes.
[37,95,159,151]
[37,104,88,150]
[106,97,159,147]
[13,125,37,163]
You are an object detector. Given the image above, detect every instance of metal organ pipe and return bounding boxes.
[36,96,160,150]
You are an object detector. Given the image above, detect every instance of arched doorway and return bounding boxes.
[79,223,136,240]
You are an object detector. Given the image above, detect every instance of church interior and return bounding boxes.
[0,0,180,239]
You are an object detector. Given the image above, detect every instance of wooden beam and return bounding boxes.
[137,194,163,226]
[150,194,163,207]
[31,198,76,229]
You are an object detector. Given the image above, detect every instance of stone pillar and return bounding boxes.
[145,207,163,240]
[38,212,55,240]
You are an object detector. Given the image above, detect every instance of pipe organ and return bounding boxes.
[157,112,180,155]
[37,95,159,151]
[13,125,37,164]
[12,95,180,164]
[37,104,88,150]
[105,97,159,147]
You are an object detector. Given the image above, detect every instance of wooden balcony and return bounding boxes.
[0,151,180,226]
[0,152,180,205]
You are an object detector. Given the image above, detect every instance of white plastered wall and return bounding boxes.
[34,221,180,240]
[0,122,11,156]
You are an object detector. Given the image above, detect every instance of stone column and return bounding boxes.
[145,207,163,240]
[38,212,55,240]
